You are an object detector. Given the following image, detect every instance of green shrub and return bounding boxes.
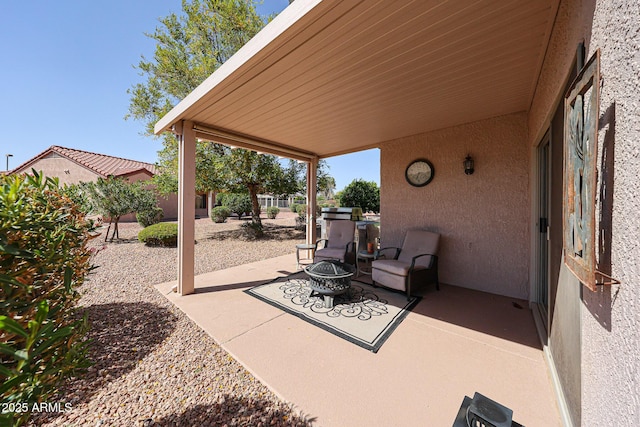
[241,221,264,239]
[215,193,231,207]
[222,193,252,218]
[138,223,178,247]
[266,206,280,219]
[295,204,322,217]
[136,206,164,227]
[211,206,231,223]
[294,204,322,231]
[0,171,94,426]
[340,179,380,213]
[289,203,299,214]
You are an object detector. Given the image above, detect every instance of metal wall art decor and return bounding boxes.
[562,49,604,291]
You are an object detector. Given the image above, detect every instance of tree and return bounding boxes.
[127,0,304,232]
[223,149,296,228]
[339,179,380,213]
[82,177,157,242]
[127,0,265,135]
[286,159,335,197]
[319,175,336,199]
[126,0,266,172]
[153,140,229,196]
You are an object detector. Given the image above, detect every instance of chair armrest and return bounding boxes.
[409,253,437,271]
[375,247,401,260]
[315,238,328,249]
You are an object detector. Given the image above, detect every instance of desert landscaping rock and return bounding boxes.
[29,215,311,426]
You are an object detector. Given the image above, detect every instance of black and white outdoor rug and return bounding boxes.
[245,271,420,353]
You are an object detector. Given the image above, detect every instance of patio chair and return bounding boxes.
[314,220,356,265]
[371,229,440,300]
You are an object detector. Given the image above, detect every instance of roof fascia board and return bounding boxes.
[154,0,323,135]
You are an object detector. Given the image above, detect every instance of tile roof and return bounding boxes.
[12,146,158,177]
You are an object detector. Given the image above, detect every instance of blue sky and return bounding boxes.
[1,1,379,191]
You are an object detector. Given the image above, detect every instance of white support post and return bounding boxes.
[177,120,196,295]
[306,158,318,252]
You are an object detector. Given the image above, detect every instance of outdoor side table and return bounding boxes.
[356,250,376,278]
[296,243,316,270]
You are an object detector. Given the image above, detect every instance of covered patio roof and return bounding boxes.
[155,0,559,158]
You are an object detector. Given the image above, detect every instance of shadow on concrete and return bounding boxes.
[410,284,543,349]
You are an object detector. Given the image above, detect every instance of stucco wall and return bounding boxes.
[581,0,640,423]
[16,155,180,222]
[160,193,179,221]
[16,155,100,185]
[528,0,640,424]
[379,112,530,299]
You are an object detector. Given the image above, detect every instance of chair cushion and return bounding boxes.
[371,267,405,291]
[314,247,347,262]
[371,259,413,276]
[397,230,440,267]
[326,220,355,249]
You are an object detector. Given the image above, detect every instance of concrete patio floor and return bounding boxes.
[155,254,561,427]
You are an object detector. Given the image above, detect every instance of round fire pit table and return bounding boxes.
[303,260,356,308]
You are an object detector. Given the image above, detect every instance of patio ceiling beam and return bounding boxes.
[192,123,317,162]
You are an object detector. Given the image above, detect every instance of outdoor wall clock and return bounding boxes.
[405,159,434,187]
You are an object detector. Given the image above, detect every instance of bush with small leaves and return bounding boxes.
[266,206,279,219]
[222,193,252,218]
[289,203,299,214]
[136,206,164,228]
[138,223,178,247]
[0,171,95,426]
[211,206,231,223]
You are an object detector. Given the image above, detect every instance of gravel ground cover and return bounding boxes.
[29,214,312,426]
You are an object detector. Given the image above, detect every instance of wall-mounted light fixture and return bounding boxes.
[464,155,474,175]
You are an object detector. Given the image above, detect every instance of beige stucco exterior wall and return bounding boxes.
[129,173,179,221]
[15,155,179,222]
[582,0,640,423]
[160,193,179,221]
[15,155,100,185]
[528,0,640,424]
[379,112,530,299]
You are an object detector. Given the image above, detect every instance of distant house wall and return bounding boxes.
[14,154,100,185]
[13,153,181,222]
[159,193,179,221]
[379,112,530,299]
[120,170,153,182]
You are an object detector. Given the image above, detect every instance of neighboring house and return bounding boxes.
[9,145,187,221]
[152,1,640,426]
